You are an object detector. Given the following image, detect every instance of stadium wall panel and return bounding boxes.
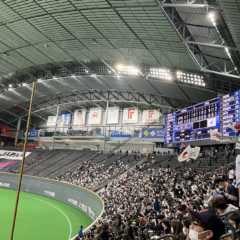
[0,173,104,221]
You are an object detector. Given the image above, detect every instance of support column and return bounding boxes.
[14,117,22,147]
[103,100,109,151]
[105,100,109,135]
[52,104,60,150]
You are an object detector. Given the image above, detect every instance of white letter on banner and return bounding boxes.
[87,207,95,219]
[68,198,78,206]
[0,182,10,188]
[43,190,55,197]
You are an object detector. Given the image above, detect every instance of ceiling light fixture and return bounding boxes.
[207,12,217,26]
[115,64,141,76]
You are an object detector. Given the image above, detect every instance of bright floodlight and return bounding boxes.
[207,12,217,26]
[127,65,140,75]
[8,84,13,88]
[149,68,173,81]
[115,64,140,76]
[115,64,124,71]
[176,71,183,78]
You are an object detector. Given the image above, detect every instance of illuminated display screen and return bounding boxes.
[164,113,174,144]
[173,97,221,143]
[222,90,240,137]
[164,97,221,144]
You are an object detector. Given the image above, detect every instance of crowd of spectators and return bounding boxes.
[56,152,141,191]
[53,145,240,240]
[74,158,239,240]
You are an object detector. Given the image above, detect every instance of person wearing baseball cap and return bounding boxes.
[188,208,225,240]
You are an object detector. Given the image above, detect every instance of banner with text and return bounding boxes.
[123,107,138,124]
[140,128,164,139]
[60,113,71,126]
[46,116,57,127]
[72,109,86,127]
[88,108,102,125]
[142,110,161,124]
[0,150,31,160]
[107,107,119,124]
[110,130,132,138]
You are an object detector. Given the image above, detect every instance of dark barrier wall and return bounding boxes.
[0,173,104,221]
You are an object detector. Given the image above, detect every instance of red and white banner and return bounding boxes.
[142,110,160,123]
[88,108,102,125]
[72,109,86,127]
[107,107,119,124]
[178,145,200,162]
[123,107,138,123]
[46,116,57,127]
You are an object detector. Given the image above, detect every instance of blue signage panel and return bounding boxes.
[164,97,221,144]
[110,131,132,138]
[141,128,164,139]
[61,112,72,125]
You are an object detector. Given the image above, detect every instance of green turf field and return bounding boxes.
[0,188,93,240]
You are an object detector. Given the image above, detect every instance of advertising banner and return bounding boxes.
[110,131,132,138]
[0,150,31,160]
[61,112,71,126]
[88,108,102,125]
[72,110,86,127]
[28,128,39,138]
[142,110,160,124]
[123,107,138,123]
[140,128,164,139]
[107,107,119,124]
[19,129,39,139]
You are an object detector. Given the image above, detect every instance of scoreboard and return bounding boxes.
[222,90,240,137]
[165,113,174,144]
[174,97,221,143]
[164,97,221,144]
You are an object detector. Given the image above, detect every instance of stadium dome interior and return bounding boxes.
[0,1,240,240]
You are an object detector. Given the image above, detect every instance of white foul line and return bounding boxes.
[33,197,73,240]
